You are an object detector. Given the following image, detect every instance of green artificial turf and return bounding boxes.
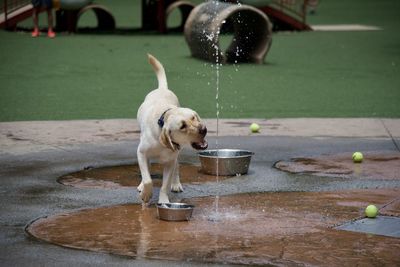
[0,0,399,121]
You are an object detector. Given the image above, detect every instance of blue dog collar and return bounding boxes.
[158,108,171,128]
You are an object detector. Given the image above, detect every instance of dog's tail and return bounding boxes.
[148,54,168,90]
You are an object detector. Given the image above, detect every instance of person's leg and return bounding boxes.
[307,0,319,14]
[47,8,56,38]
[32,7,40,37]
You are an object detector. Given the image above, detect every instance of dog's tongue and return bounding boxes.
[192,140,208,150]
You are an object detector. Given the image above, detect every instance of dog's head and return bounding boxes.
[159,108,208,152]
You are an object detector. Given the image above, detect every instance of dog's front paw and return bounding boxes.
[139,182,153,203]
[158,192,170,204]
[171,182,183,193]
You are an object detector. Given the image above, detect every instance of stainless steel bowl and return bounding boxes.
[157,203,194,221]
[198,149,254,176]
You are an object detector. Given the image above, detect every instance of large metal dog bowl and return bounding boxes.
[198,149,254,176]
[157,203,194,221]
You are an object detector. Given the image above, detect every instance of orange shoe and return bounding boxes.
[47,30,56,38]
[31,29,40,37]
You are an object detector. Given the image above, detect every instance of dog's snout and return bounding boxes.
[199,125,207,136]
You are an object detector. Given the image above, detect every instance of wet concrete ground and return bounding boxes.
[1,119,400,266]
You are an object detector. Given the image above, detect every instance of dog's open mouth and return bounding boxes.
[191,140,208,150]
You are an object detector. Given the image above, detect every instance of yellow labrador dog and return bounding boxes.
[137,54,208,204]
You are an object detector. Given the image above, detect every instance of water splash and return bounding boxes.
[204,206,247,222]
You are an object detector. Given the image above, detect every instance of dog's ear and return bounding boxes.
[159,127,179,151]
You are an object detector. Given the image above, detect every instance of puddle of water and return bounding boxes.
[27,189,400,266]
[275,151,400,180]
[58,163,229,189]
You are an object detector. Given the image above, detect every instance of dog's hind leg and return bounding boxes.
[171,162,183,193]
[137,149,153,203]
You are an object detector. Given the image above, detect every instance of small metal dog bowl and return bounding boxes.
[157,203,194,221]
[198,149,254,176]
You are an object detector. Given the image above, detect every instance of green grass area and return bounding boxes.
[0,0,399,121]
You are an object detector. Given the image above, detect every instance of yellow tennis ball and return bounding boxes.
[250,123,260,133]
[365,204,378,218]
[352,152,363,163]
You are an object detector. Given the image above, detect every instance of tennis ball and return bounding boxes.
[352,152,363,163]
[365,204,378,218]
[250,123,260,133]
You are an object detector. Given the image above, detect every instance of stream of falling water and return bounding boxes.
[214,0,221,216]
[208,0,242,219]
[202,1,222,219]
